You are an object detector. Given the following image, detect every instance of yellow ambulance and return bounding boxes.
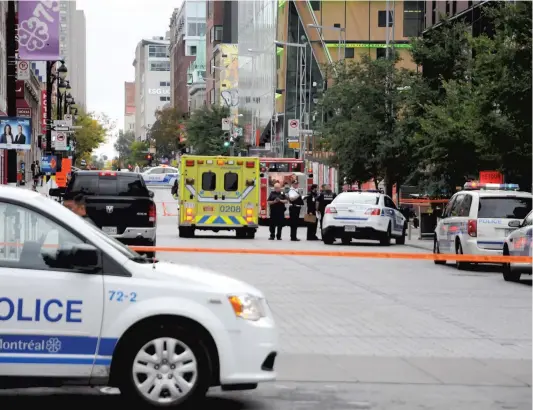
[178,155,260,238]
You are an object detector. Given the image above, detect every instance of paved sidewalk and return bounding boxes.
[406,227,434,251]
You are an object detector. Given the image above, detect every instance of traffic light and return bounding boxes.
[146,154,153,166]
[223,132,230,147]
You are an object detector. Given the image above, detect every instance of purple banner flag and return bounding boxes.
[18,1,61,61]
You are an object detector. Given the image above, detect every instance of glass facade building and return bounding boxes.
[238,1,278,146]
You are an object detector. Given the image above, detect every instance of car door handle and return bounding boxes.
[221,195,226,200]
[214,195,218,200]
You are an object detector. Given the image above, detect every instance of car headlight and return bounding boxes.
[228,294,265,321]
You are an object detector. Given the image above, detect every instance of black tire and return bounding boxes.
[341,237,351,245]
[179,227,194,238]
[455,240,470,270]
[502,246,521,282]
[117,323,211,409]
[379,225,391,246]
[396,226,406,245]
[236,229,247,238]
[246,230,256,239]
[323,234,335,245]
[433,237,445,265]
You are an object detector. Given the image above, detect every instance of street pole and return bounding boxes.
[5,0,17,183]
[46,61,53,155]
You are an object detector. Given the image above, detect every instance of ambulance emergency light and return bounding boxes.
[464,182,519,191]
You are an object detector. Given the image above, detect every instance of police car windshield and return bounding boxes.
[478,197,532,219]
[334,193,379,205]
[83,219,142,260]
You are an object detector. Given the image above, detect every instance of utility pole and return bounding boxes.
[5,1,17,183]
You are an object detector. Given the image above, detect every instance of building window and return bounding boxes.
[210,88,215,105]
[310,1,320,11]
[432,0,437,25]
[159,81,170,86]
[378,10,394,27]
[452,1,457,14]
[467,1,473,8]
[160,96,170,102]
[215,25,223,41]
[345,48,355,58]
[197,23,206,36]
[149,61,170,71]
[189,45,197,56]
[445,1,450,15]
[188,22,198,36]
[403,1,424,38]
[376,48,387,59]
[148,45,167,58]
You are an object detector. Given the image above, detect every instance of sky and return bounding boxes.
[76,0,181,157]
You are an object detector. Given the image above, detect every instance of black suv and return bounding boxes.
[61,171,157,257]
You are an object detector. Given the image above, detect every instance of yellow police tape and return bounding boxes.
[127,246,533,263]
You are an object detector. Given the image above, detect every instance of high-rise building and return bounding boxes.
[205,0,238,106]
[132,35,171,141]
[169,1,206,114]
[124,82,136,133]
[238,0,422,156]
[59,1,87,110]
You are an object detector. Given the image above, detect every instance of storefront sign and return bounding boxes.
[16,107,31,117]
[41,89,47,134]
[479,171,504,184]
[326,43,412,49]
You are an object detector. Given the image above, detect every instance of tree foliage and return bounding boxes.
[113,129,135,162]
[129,141,150,166]
[184,105,231,156]
[318,54,418,196]
[149,106,185,159]
[320,2,532,195]
[73,111,112,167]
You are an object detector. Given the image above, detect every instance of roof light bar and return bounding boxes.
[464,182,519,191]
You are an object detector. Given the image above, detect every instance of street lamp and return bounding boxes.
[46,60,68,156]
[57,62,68,80]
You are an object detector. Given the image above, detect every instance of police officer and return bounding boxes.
[316,184,337,232]
[288,180,304,241]
[72,194,97,226]
[305,184,319,240]
[267,183,288,240]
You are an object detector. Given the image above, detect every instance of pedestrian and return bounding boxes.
[288,180,304,241]
[134,164,140,173]
[71,194,97,226]
[34,160,42,187]
[171,179,179,199]
[305,184,319,240]
[267,183,288,240]
[316,184,337,233]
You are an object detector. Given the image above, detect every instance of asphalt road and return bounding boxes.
[2,188,531,409]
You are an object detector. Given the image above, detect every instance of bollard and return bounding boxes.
[408,223,412,240]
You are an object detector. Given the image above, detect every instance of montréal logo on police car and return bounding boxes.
[0,337,62,353]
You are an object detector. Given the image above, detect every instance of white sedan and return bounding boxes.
[141,165,179,187]
[322,191,406,246]
[502,210,532,282]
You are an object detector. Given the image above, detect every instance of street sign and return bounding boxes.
[288,119,300,137]
[53,119,69,127]
[53,131,67,150]
[300,129,314,135]
[221,117,231,131]
[53,126,70,132]
[17,61,30,81]
[63,114,73,126]
[234,127,243,137]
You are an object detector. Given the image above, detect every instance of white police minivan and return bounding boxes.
[434,182,532,270]
[0,186,278,408]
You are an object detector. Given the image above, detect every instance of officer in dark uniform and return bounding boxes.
[305,184,319,240]
[316,184,337,232]
[267,183,288,240]
[288,180,304,241]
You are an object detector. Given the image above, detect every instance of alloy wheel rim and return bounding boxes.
[132,337,198,404]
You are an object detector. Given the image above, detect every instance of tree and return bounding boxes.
[114,129,135,163]
[318,54,418,196]
[129,141,150,166]
[73,111,111,167]
[185,105,231,156]
[149,106,185,159]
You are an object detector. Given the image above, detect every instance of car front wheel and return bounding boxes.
[502,246,521,282]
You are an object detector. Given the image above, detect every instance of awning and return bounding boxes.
[16,99,30,109]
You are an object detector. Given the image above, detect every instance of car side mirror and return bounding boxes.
[508,220,521,228]
[148,190,154,198]
[57,243,101,272]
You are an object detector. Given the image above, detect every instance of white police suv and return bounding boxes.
[0,186,278,408]
[502,210,532,282]
[434,182,532,270]
[321,190,407,245]
[141,166,180,187]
